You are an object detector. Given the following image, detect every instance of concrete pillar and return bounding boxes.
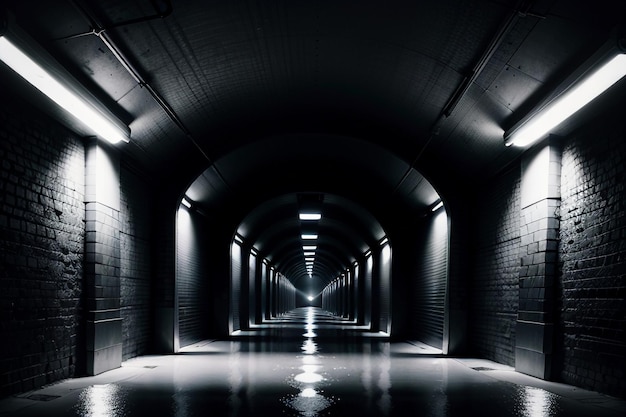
[84,138,122,375]
[516,136,561,379]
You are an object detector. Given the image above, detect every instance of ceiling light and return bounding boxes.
[301,234,318,240]
[303,245,317,250]
[379,237,389,246]
[299,213,322,220]
[0,26,130,144]
[303,251,315,256]
[181,197,192,208]
[431,200,444,212]
[505,42,626,147]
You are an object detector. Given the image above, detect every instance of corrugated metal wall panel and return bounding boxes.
[378,244,392,334]
[230,242,242,332]
[259,261,267,323]
[176,208,210,348]
[248,253,257,326]
[353,264,361,322]
[364,256,373,327]
[408,210,448,349]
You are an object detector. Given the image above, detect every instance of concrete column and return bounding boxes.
[516,136,561,379]
[84,139,122,375]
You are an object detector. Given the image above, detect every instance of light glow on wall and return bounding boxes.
[381,243,391,263]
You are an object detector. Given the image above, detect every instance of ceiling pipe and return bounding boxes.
[394,0,541,195]
[59,0,173,40]
[67,0,230,188]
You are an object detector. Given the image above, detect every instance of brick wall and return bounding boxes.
[469,166,520,366]
[558,116,626,398]
[120,164,153,360]
[0,101,85,395]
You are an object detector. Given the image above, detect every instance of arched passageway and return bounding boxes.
[2,0,626,405]
[173,135,451,351]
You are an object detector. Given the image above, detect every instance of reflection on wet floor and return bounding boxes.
[2,307,625,417]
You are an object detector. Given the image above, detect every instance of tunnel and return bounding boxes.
[176,134,447,345]
[1,1,626,416]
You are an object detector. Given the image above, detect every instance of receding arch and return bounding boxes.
[173,133,451,348]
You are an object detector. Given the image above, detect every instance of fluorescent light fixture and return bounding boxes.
[379,237,388,246]
[308,273,312,277]
[234,234,244,244]
[505,47,626,147]
[299,213,322,220]
[251,247,258,256]
[0,36,130,144]
[431,200,444,212]
[181,197,192,208]
[305,257,315,261]
[303,245,317,250]
[301,234,318,240]
[303,251,315,256]
[364,249,372,258]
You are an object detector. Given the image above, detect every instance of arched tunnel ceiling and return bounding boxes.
[3,1,626,292]
[186,135,438,290]
[232,191,389,287]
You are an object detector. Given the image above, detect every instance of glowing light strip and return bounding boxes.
[431,200,444,212]
[299,213,322,220]
[0,36,129,144]
[506,53,626,147]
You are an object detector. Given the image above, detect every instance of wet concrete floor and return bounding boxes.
[1,307,624,416]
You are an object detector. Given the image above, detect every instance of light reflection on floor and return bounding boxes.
[2,307,625,417]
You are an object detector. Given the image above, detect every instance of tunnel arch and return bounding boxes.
[173,133,451,349]
[227,192,392,334]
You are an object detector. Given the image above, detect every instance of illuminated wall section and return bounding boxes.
[515,137,562,380]
[229,240,243,334]
[176,205,210,348]
[84,138,122,375]
[407,208,448,349]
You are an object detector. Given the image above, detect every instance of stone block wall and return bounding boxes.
[558,120,626,398]
[469,166,520,366]
[0,102,85,395]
